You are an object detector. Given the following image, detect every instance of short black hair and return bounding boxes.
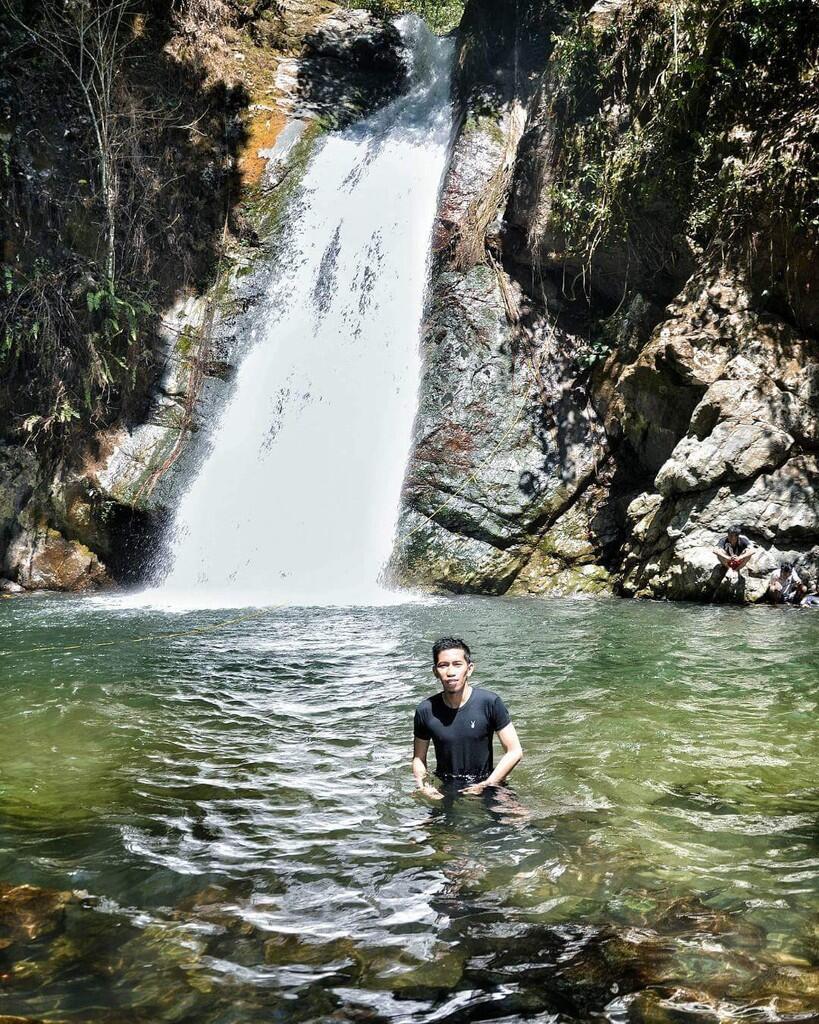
[728,524,742,535]
[781,561,793,571]
[432,637,472,664]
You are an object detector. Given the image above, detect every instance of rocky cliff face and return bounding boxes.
[391,0,819,602]
[4,0,817,602]
[390,0,616,597]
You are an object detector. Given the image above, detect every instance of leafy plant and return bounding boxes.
[341,0,464,34]
[536,0,819,306]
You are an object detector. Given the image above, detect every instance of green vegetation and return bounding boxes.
[462,112,506,147]
[0,0,245,455]
[342,0,464,34]
[1,265,151,441]
[539,0,819,307]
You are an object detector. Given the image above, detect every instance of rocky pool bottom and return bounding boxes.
[0,595,817,1023]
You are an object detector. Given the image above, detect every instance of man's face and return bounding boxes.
[433,648,474,696]
[727,531,738,545]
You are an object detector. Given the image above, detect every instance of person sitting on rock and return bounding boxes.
[714,526,754,581]
[767,562,807,604]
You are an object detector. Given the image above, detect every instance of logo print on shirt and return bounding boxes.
[470,721,476,729]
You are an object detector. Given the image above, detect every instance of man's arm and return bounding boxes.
[461,723,523,794]
[412,737,443,800]
[714,546,732,567]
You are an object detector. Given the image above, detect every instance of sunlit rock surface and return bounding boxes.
[390,0,610,596]
[5,518,110,592]
[393,0,819,601]
[603,274,819,600]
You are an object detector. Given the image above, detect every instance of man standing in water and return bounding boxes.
[412,638,522,800]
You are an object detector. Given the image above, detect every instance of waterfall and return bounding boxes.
[153,19,455,608]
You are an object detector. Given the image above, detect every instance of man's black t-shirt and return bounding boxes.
[413,687,511,783]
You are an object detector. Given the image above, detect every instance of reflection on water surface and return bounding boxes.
[0,596,817,1022]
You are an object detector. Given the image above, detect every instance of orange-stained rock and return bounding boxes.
[239,106,289,185]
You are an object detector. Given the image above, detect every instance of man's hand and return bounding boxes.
[460,782,489,795]
[416,783,443,801]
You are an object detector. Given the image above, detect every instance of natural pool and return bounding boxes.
[0,595,817,1022]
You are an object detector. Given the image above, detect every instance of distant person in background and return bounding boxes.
[714,526,754,581]
[801,592,819,607]
[412,637,522,800]
[767,562,807,604]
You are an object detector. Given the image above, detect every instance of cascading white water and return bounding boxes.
[153,19,455,608]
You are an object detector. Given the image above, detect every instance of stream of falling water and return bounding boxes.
[153,18,455,608]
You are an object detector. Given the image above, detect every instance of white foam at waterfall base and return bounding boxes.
[145,19,455,609]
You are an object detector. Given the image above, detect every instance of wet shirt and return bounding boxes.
[771,567,802,601]
[718,534,751,556]
[413,687,511,783]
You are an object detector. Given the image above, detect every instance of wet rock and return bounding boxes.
[653,895,766,950]
[0,883,75,944]
[509,485,616,596]
[288,9,407,127]
[94,294,211,515]
[0,446,37,564]
[175,884,234,915]
[263,932,358,969]
[5,516,111,592]
[172,882,261,939]
[0,579,23,594]
[627,987,725,1023]
[390,261,603,593]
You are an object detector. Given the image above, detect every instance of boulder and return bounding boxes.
[619,455,819,600]
[5,518,111,592]
[280,8,407,127]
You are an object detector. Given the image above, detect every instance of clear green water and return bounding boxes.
[0,595,817,1022]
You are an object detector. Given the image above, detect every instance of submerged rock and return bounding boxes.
[0,883,75,944]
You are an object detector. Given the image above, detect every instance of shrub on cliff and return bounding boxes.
[0,0,246,457]
[531,0,819,328]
